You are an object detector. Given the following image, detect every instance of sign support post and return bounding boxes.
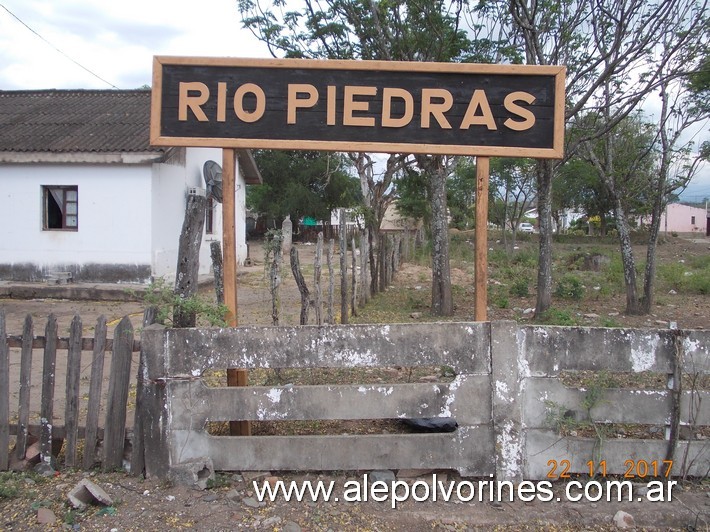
[222,148,251,436]
[475,156,490,321]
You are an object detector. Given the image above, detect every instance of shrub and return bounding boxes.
[554,275,585,301]
[537,308,579,326]
[509,277,530,297]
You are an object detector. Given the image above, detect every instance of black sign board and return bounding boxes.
[151,57,565,158]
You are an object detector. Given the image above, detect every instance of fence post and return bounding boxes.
[314,232,323,325]
[40,314,58,470]
[490,321,525,482]
[0,310,8,470]
[15,315,33,462]
[83,315,107,470]
[136,323,170,478]
[339,209,348,324]
[103,316,134,471]
[64,315,82,467]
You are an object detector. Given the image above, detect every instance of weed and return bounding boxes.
[537,308,579,326]
[555,275,585,301]
[509,277,530,297]
[140,277,229,327]
[600,317,621,328]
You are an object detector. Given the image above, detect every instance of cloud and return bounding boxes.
[0,0,269,90]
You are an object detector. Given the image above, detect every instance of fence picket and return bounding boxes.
[15,314,33,461]
[82,316,107,469]
[103,316,134,470]
[131,308,157,476]
[40,314,58,467]
[0,310,9,470]
[64,315,82,467]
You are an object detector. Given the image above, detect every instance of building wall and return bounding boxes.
[0,149,250,283]
[151,147,248,280]
[656,203,708,234]
[0,163,153,282]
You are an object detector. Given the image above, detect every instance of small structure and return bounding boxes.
[646,202,709,235]
[0,90,261,283]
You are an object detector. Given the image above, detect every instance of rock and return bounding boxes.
[33,461,56,477]
[283,521,302,532]
[169,457,215,490]
[608,312,620,316]
[584,313,599,319]
[242,497,264,508]
[668,289,677,295]
[369,470,396,484]
[410,312,423,319]
[225,489,241,501]
[242,471,271,483]
[522,308,535,315]
[202,493,219,503]
[68,478,114,510]
[263,517,282,527]
[613,510,635,529]
[265,476,280,487]
[37,508,57,524]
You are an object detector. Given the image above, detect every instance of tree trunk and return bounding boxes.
[430,160,453,316]
[534,160,553,317]
[290,247,310,325]
[641,192,665,314]
[613,198,642,315]
[173,194,206,328]
[209,241,224,305]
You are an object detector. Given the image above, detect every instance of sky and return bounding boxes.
[1,0,708,201]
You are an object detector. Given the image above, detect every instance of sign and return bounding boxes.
[151,57,565,158]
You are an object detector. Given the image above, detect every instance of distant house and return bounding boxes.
[0,89,261,283]
[641,203,709,235]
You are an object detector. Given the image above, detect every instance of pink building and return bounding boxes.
[649,203,709,235]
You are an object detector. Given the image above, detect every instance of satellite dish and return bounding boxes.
[202,160,223,203]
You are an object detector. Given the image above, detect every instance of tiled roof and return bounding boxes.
[0,89,163,153]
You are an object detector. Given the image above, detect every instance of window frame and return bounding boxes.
[42,185,79,231]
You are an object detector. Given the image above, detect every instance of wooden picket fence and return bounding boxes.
[0,309,147,472]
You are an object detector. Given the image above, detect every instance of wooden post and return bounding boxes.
[173,193,206,327]
[84,316,107,470]
[103,316,134,471]
[15,314,33,461]
[40,314,58,469]
[223,148,250,436]
[64,315,82,467]
[475,156,490,321]
[339,209,348,324]
[0,310,8,471]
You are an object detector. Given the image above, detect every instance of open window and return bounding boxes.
[42,185,78,231]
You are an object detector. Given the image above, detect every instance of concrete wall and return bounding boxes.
[137,322,710,482]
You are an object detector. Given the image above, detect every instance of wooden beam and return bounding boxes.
[222,148,251,436]
[475,156,490,322]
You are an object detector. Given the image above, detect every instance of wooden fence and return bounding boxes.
[135,322,710,482]
[0,309,144,472]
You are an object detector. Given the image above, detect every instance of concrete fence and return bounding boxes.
[134,322,710,481]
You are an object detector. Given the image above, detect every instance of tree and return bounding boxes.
[502,0,709,317]
[578,112,657,314]
[488,157,536,250]
[247,150,360,224]
[239,0,484,315]
[447,159,477,230]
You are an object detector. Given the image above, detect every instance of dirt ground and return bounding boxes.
[1,236,709,530]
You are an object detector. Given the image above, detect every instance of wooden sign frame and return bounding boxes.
[151,56,565,158]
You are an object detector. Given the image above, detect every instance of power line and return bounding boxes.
[0,3,120,89]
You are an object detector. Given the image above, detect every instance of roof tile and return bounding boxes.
[0,89,163,153]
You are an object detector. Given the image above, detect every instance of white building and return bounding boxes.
[0,89,261,283]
